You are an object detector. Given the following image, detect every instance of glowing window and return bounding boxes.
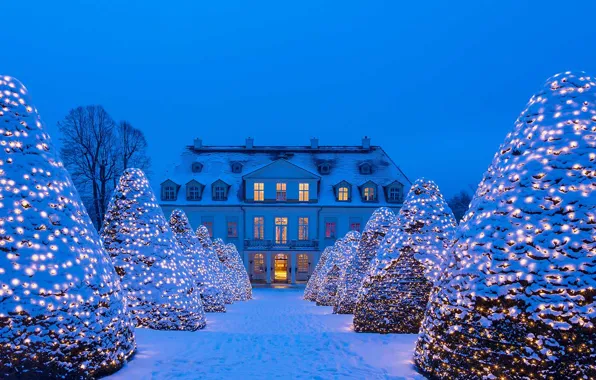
[299,183,309,202]
[298,217,309,240]
[276,183,287,201]
[275,217,288,244]
[254,253,265,274]
[253,217,264,240]
[254,183,264,201]
[338,186,349,201]
[297,254,309,273]
[363,186,376,201]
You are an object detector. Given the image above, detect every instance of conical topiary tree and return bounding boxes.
[196,226,233,304]
[0,76,136,378]
[353,178,457,333]
[101,168,206,330]
[213,238,238,301]
[169,209,226,312]
[225,243,252,301]
[315,239,343,306]
[415,71,596,379]
[334,230,361,308]
[334,207,398,314]
[304,246,332,301]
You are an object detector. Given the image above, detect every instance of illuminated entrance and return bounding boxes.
[274,254,288,282]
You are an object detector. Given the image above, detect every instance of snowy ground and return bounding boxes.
[108,286,424,379]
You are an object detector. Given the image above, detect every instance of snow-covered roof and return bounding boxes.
[157,144,411,206]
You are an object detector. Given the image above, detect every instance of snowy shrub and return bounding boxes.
[196,226,234,304]
[304,246,332,301]
[353,179,456,333]
[334,231,362,307]
[101,168,206,330]
[169,209,226,312]
[0,76,136,378]
[226,243,252,301]
[415,72,596,379]
[316,265,342,306]
[334,207,397,314]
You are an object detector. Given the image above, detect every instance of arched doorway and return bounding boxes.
[273,253,288,283]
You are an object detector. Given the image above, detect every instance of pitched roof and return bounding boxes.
[156,145,410,206]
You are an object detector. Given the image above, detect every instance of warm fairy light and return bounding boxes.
[304,247,333,301]
[0,76,135,378]
[101,168,206,330]
[169,210,227,312]
[334,207,398,314]
[213,238,252,302]
[353,178,457,333]
[195,225,234,305]
[415,71,596,379]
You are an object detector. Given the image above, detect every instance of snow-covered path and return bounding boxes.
[108,287,424,379]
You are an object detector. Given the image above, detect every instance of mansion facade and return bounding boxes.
[158,137,410,284]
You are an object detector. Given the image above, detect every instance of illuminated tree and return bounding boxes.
[226,243,252,301]
[334,207,398,314]
[196,226,233,304]
[316,265,342,306]
[334,231,361,309]
[415,72,596,379]
[213,238,241,301]
[353,179,457,333]
[101,168,206,330]
[168,210,226,312]
[0,76,135,378]
[304,247,332,301]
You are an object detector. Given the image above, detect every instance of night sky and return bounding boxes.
[3,1,596,196]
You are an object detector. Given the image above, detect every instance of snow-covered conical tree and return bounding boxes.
[213,238,238,301]
[0,76,136,378]
[196,226,233,304]
[226,243,252,301]
[415,72,596,379]
[353,179,457,333]
[333,230,361,311]
[101,168,206,330]
[169,210,226,312]
[334,207,398,314]
[304,246,332,301]
[316,265,342,306]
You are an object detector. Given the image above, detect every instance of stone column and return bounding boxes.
[266,252,272,284]
[290,252,297,284]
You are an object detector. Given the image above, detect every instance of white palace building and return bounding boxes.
[158,137,410,284]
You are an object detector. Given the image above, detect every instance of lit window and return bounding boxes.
[388,186,402,202]
[298,217,309,240]
[276,183,287,201]
[213,185,226,201]
[254,183,264,201]
[187,185,201,201]
[297,254,309,273]
[275,217,288,244]
[227,221,238,238]
[163,185,176,201]
[338,186,349,201]
[254,253,265,274]
[299,183,309,202]
[253,217,264,240]
[325,221,336,239]
[203,221,213,237]
[364,186,375,201]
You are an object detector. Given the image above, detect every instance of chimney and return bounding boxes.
[194,138,203,149]
[310,137,319,149]
[245,137,254,149]
[362,136,371,150]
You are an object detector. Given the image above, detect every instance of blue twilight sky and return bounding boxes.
[2,1,596,197]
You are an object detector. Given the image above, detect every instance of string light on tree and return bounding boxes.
[415,71,596,379]
[334,207,398,314]
[304,247,332,302]
[0,76,135,378]
[353,178,456,333]
[315,238,344,306]
[196,225,233,305]
[101,168,206,330]
[224,242,252,301]
[169,209,226,312]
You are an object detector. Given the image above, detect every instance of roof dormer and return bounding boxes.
[186,179,205,201]
[212,179,231,201]
[160,179,180,201]
[231,161,243,173]
[334,180,352,202]
[317,162,331,175]
[359,162,373,175]
[359,180,378,202]
[384,180,405,203]
[191,162,203,173]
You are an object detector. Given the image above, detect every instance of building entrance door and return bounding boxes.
[273,254,288,282]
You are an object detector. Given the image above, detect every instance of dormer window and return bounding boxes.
[186,180,204,201]
[360,181,378,202]
[192,162,203,173]
[212,180,229,201]
[318,163,331,175]
[338,187,349,201]
[359,162,372,175]
[160,180,179,201]
[385,181,404,203]
[334,180,352,202]
[231,162,243,173]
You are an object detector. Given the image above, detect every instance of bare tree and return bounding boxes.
[58,106,151,229]
[447,189,473,223]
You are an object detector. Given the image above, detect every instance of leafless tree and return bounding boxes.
[58,106,150,229]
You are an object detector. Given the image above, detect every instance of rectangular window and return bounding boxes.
[389,187,402,202]
[364,186,376,201]
[297,254,309,273]
[253,253,265,274]
[325,219,337,239]
[275,217,288,244]
[187,186,201,200]
[299,183,309,202]
[254,182,264,201]
[338,186,349,201]
[349,217,361,232]
[276,182,287,201]
[214,186,226,201]
[298,217,309,240]
[202,222,213,237]
[253,217,264,240]
[163,186,176,200]
[227,221,238,238]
